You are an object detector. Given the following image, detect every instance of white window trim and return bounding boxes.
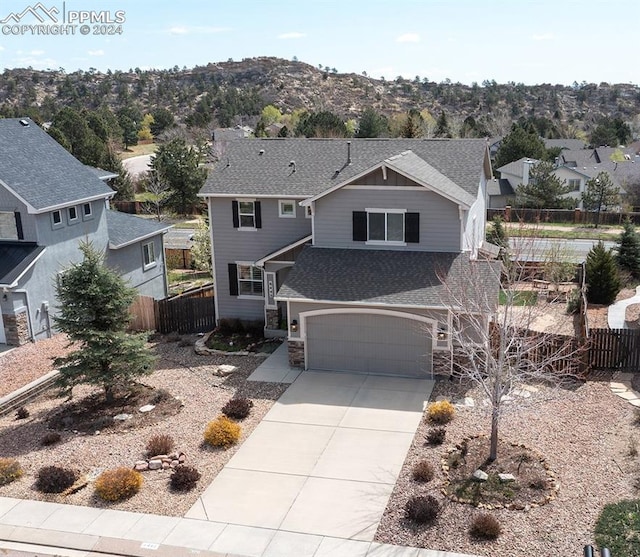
[365,208,407,245]
[236,262,264,299]
[51,209,63,229]
[238,199,257,230]
[305,205,312,219]
[142,241,156,270]
[82,202,93,220]
[278,199,296,218]
[68,206,79,224]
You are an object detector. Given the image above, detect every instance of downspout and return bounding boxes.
[12,289,36,342]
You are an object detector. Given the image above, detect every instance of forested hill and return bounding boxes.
[1,56,639,138]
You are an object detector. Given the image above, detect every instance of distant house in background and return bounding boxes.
[0,118,171,346]
[212,125,253,143]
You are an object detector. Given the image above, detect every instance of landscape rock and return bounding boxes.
[134,462,149,472]
[171,460,179,467]
[162,462,170,469]
[473,469,488,482]
[148,459,162,470]
[499,473,516,483]
[113,413,132,421]
[178,453,186,463]
[139,404,155,413]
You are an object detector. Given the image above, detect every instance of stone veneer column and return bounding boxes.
[288,340,305,368]
[265,309,280,331]
[432,351,452,376]
[4,311,30,346]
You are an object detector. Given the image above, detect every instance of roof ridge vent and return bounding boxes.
[19,119,29,127]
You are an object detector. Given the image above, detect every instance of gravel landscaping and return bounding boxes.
[375,376,637,556]
[0,335,287,516]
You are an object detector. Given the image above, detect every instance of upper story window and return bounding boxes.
[232,200,262,230]
[279,200,296,218]
[142,241,156,270]
[51,210,63,229]
[352,210,420,245]
[68,206,78,224]
[568,179,581,191]
[83,202,93,219]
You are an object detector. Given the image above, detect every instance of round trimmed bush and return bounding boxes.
[222,398,253,420]
[95,468,143,502]
[204,416,241,448]
[170,466,201,492]
[0,458,23,486]
[470,513,501,540]
[426,400,455,424]
[405,495,440,524]
[412,460,435,483]
[35,466,77,493]
[145,434,175,457]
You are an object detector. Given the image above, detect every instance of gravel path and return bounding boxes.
[0,336,287,516]
[375,377,637,556]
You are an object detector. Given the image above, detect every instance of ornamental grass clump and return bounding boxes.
[0,458,23,486]
[95,467,143,502]
[204,415,241,448]
[427,400,455,424]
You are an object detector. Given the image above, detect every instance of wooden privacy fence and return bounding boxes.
[128,284,215,335]
[588,328,640,372]
[488,207,640,226]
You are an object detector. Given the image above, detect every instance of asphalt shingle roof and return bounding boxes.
[106,211,172,249]
[201,138,488,198]
[487,178,515,197]
[277,246,501,309]
[0,241,45,287]
[0,118,114,211]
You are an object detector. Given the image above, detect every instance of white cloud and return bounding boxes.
[0,46,4,52]
[169,25,230,35]
[532,33,553,41]
[13,56,57,69]
[30,49,44,55]
[277,32,306,40]
[396,33,420,43]
[88,49,104,56]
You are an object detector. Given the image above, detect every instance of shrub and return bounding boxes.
[470,513,502,540]
[15,406,29,420]
[35,466,77,493]
[595,499,640,557]
[204,416,241,448]
[412,460,434,483]
[426,427,446,446]
[40,432,62,446]
[146,434,175,457]
[0,458,23,486]
[222,398,253,420]
[95,467,143,502]
[427,400,455,424]
[170,466,201,491]
[405,495,440,524]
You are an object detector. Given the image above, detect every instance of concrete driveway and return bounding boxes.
[187,369,434,543]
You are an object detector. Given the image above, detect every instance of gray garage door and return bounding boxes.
[306,313,432,377]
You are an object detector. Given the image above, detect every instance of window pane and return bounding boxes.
[387,213,404,241]
[69,207,77,220]
[83,203,91,216]
[251,267,263,281]
[281,202,294,215]
[240,215,255,228]
[239,282,253,295]
[238,265,252,279]
[252,280,263,294]
[369,213,385,240]
[239,202,254,214]
[53,211,61,224]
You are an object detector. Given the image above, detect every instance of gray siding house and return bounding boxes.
[0,118,170,346]
[200,138,500,377]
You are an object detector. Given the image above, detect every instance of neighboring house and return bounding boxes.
[200,138,500,377]
[0,118,171,346]
[492,147,640,209]
[212,125,253,143]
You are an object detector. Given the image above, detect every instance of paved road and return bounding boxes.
[121,154,151,178]
[510,237,616,262]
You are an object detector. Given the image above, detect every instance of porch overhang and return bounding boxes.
[254,235,312,267]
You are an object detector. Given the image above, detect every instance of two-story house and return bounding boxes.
[200,138,500,377]
[0,118,171,346]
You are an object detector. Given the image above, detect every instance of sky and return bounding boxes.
[0,0,638,86]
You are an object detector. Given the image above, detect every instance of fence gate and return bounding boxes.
[589,328,640,372]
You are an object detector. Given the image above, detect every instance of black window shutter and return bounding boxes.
[352,211,367,241]
[228,264,238,295]
[14,212,23,240]
[232,201,239,228]
[405,213,420,243]
[255,201,262,228]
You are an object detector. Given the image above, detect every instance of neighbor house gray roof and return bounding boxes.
[200,138,489,199]
[0,118,115,212]
[496,157,540,178]
[85,165,118,181]
[106,211,172,249]
[543,138,587,151]
[277,246,501,309]
[487,178,515,197]
[0,241,46,287]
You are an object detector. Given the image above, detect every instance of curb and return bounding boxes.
[0,369,59,416]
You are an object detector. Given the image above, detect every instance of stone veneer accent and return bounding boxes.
[265,308,279,331]
[288,339,305,368]
[432,351,452,375]
[4,311,30,346]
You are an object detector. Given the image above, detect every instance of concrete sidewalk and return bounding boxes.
[608,285,640,328]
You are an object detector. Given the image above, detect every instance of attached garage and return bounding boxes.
[305,312,432,377]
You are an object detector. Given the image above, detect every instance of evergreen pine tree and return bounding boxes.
[586,241,621,304]
[616,217,640,278]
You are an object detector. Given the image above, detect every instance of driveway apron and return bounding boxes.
[187,370,434,541]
